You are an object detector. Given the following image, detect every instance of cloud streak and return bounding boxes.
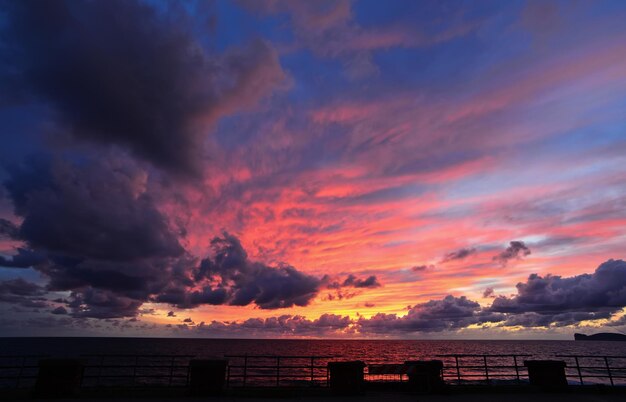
[442,248,477,263]
[492,241,531,266]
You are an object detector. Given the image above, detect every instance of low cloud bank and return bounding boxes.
[177,259,626,335]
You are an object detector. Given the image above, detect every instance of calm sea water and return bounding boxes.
[2,337,626,362]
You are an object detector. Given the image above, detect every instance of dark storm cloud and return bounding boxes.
[0,218,19,238]
[320,273,382,301]
[358,295,504,333]
[4,158,184,262]
[354,259,626,331]
[490,259,626,317]
[1,156,187,317]
[0,248,47,268]
[0,278,44,297]
[499,311,613,328]
[323,274,382,289]
[51,306,68,315]
[441,247,476,263]
[193,313,352,336]
[68,288,144,319]
[0,152,364,316]
[0,278,48,308]
[0,0,286,176]
[492,241,531,266]
[160,232,321,309]
[342,274,381,288]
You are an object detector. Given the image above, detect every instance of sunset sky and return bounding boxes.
[1,0,626,338]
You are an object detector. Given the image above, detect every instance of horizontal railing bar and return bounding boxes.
[81,354,195,358]
[82,374,189,379]
[444,365,525,369]
[556,355,626,358]
[84,374,190,377]
[84,365,190,369]
[0,355,48,358]
[230,374,326,379]
[80,385,190,389]
[568,366,626,369]
[0,366,39,369]
[224,355,337,358]
[228,365,328,369]
[228,373,330,376]
[443,373,516,378]
[437,354,532,357]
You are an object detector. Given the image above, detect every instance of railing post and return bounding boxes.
[243,355,248,387]
[328,361,365,395]
[604,357,614,386]
[326,362,330,387]
[34,358,84,397]
[513,355,520,384]
[16,356,24,389]
[168,356,174,387]
[575,356,583,385]
[186,359,191,386]
[188,359,228,396]
[405,360,444,393]
[226,364,230,388]
[132,355,138,386]
[276,356,280,387]
[97,355,104,387]
[483,355,489,384]
[310,357,314,384]
[524,360,567,389]
[455,356,461,385]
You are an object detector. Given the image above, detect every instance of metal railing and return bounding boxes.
[437,354,532,385]
[0,355,47,388]
[366,363,408,382]
[557,355,626,386]
[80,354,195,388]
[2,353,626,390]
[364,354,533,385]
[224,355,337,387]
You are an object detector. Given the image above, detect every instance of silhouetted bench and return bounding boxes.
[405,360,444,393]
[188,359,228,395]
[524,360,567,389]
[328,361,366,395]
[368,363,408,376]
[34,358,84,397]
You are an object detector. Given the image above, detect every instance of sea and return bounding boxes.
[2,337,626,362]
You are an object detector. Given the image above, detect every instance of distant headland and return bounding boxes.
[574,332,626,341]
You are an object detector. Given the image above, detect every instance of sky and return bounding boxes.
[0,0,625,339]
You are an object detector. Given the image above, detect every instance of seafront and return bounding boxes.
[4,392,626,402]
[2,352,626,400]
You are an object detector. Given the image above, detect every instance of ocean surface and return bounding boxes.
[2,337,626,361]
